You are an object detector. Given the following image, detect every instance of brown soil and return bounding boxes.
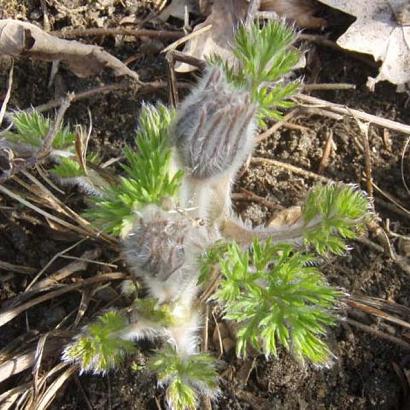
[1,1,409,410]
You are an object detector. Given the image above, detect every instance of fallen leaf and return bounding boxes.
[260,0,327,29]
[174,0,309,73]
[0,19,140,81]
[175,0,248,73]
[159,0,199,21]
[316,0,410,89]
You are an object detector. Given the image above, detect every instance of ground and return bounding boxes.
[0,1,409,409]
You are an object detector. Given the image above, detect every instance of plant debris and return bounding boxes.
[317,0,410,89]
[0,19,140,81]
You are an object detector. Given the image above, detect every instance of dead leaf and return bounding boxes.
[159,0,199,21]
[316,0,410,89]
[175,0,248,73]
[0,19,140,81]
[260,0,327,29]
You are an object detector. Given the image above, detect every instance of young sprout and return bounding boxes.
[57,19,371,410]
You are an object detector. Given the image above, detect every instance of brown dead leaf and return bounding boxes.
[261,0,327,29]
[316,0,410,89]
[175,0,248,73]
[0,19,140,81]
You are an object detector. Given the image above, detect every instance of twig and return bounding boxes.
[346,299,410,330]
[300,106,343,121]
[401,136,410,195]
[245,0,261,26]
[251,157,331,183]
[0,272,127,327]
[0,60,14,127]
[74,375,93,410]
[256,109,299,143]
[0,95,72,184]
[165,52,179,107]
[303,83,356,91]
[346,318,410,350]
[232,188,278,210]
[52,27,183,40]
[162,24,212,53]
[37,96,72,159]
[166,50,206,71]
[318,129,333,174]
[296,94,410,135]
[351,114,373,198]
[372,182,410,217]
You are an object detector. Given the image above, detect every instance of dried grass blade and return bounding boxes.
[0,272,127,327]
[33,365,77,410]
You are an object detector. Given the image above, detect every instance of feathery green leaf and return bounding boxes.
[84,104,183,235]
[215,240,341,364]
[63,311,135,374]
[148,347,218,410]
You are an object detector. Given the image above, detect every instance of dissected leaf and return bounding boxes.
[316,0,410,89]
[0,19,140,81]
[260,0,327,29]
[175,0,248,72]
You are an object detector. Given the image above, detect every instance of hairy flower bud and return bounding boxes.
[123,205,217,303]
[172,67,257,180]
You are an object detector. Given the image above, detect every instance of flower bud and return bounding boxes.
[172,67,257,180]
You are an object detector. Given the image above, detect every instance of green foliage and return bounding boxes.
[134,297,174,326]
[50,157,85,178]
[63,311,135,374]
[84,104,183,235]
[198,240,229,284]
[302,184,369,255]
[148,347,218,410]
[208,21,301,125]
[215,241,341,365]
[5,111,75,150]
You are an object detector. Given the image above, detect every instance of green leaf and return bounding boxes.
[302,184,369,255]
[134,298,175,326]
[50,157,85,178]
[5,111,75,150]
[216,240,341,365]
[84,104,183,236]
[148,347,218,410]
[208,20,301,125]
[63,311,136,374]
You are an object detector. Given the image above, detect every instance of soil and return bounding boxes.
[1,1,410,410]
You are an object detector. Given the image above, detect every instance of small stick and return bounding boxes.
[350,113,373,198]
[318,129,334,174]
[256,109,299,143]
[165,52,179,107]
[296,94,410,135]
[346,318,410,350]
[400,136,410,194]
[37,96,72,160]
[372,182,410,217]
[166,50,207,71]
[0,60,14,127]
[245,0,261,26]
[232,188,278,210]
[300,106,344,121]
[0,95,72,184]
[303,83,356,91]
[52,27,184,40]
[346,299,410,330]
[162,24,212,53]
[251,157,331,183]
